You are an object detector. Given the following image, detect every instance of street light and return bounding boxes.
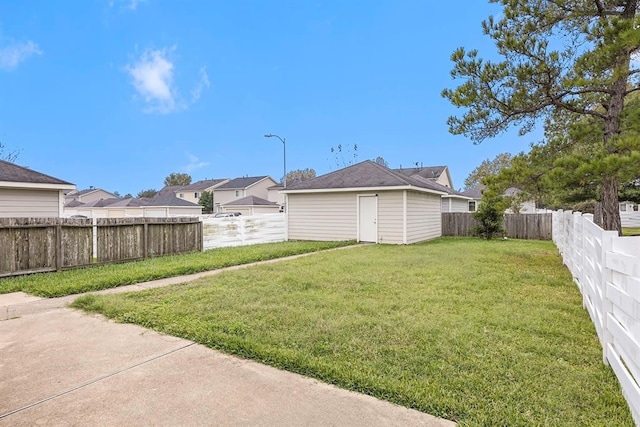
[264,134,286,189]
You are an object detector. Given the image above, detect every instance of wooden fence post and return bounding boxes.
[56,223,63,271]
[143,221,149,259]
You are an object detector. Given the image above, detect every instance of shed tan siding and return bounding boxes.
[406,190,441,243]
[287,192,357,241]
[377,191,404,244]
[0,188,60,218]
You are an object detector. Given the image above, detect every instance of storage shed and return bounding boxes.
[0,159,76,218]
[281,161,447,244]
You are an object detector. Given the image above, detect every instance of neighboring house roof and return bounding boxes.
[180,179,229,192]
[146,194,201,207]
[268,184,284,190]
[282,161,448,195]
[65,199,84,208]
[216,176,272,190]
[65,187,118,204]
[106,198,148,207]
[413,177,470,199]
[158,185,186,196]
[71,188,116,197]
[460,185,525,200]
[69,195,200,209]
[0,159,75,189]
[393,166,446,180]
[223,195,278,207]
[77,198,121,208]
[461,185,484,200]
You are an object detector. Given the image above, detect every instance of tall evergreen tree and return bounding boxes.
[199,190,214,213]
[443,0,640,233]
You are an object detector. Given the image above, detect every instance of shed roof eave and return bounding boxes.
[281,185,447,196]
[442,194,473,200]
[0,181,76,191]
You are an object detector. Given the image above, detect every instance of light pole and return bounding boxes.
[264,134,286,188]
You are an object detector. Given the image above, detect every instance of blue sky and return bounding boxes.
[0,0,542,195]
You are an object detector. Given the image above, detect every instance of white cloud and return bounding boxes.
[125,47,209,114]
[0,40,42,70]
[184,153,209,172]
[107,0,145,11]
[190,67,210,103]
[126,48,180,114]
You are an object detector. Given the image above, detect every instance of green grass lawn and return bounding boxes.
[0,241,353,297]
[72,238,633,426]
[622,227,640,236]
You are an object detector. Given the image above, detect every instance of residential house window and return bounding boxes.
[235,190,240,197]
[194,192,199,198]
[179,193,184,198]
[469,201,476,212]
[620,203,626,212]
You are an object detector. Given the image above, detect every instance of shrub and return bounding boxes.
[473,194,504,239]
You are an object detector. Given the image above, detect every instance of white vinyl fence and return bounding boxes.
[622,211,640,228]
[553,210,640,425]
[202,214,286,250]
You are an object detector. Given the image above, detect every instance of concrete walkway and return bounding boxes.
[0,255,455,426]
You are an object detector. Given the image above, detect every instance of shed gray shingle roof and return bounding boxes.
[283,161,447,194]
[216,176,270,190]
[223,195,278,206]
[0,159,73,186]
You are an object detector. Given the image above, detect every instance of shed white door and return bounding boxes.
[358,195,377,243]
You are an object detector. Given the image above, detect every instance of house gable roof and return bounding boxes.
[216,176,273,190]
[460,186,483,199]
[393,165,454,188]
[223,195,278,207]
[146,194,201,207]
[180,179,229,192]
[282,161,448,195]
[73,188,116,197]
[77,198,121,208]
[158,185,187,196]
[393,166,446,180]
[0,159,75,189]
[411,176,470,199]
[460,185,522,200]
[67,195,201,209]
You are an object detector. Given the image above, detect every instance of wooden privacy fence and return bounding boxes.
[0,217,202,277]
[553,210,640,424]
[441,213,552,240]
[202,214,286,250]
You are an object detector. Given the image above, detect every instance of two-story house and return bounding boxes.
[174,179,230,205]
[212,176,278,213]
